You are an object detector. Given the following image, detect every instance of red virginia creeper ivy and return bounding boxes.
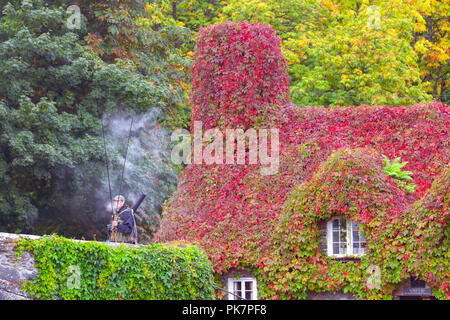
[155,22,449,300]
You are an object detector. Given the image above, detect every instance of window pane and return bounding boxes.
[339,242,347,255]
[350,221,366,255]
[330,218,354,256]
[353,226,360,241]
[361,242,366,254]
[233,281,242,299]
[331,219,347,255]
[333,230,339,242]
[340,229,347,244]
[333,219,340,229]
[245,291,252,300]
[360,231,366,241]
[333,243,340,254]
[245,281,252,291]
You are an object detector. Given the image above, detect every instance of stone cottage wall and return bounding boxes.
[0,233,39,299]
[0,232,140,300]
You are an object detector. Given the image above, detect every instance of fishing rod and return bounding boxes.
[104,81,146,243]
[101,116,115,242]
[108,115,136,243]
[212,284,247,300]
[118,117,134,197]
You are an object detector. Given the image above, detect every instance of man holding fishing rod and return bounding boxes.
[107,195,139,244]
[102,113,146,244]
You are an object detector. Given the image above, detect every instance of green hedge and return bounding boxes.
[16,235,215,300]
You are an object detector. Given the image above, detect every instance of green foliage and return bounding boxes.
[80,0,194,130]
[299,142,319,159]
[149,0,222,32]
[0,1,100,231]
[214,0,436,106]
[383,155,413,180]
[16,235,215,300]
[383,155,416,193]
[255,148,448,299]
[259,148,416,299]
[287,10,430,107]
[0,0,190,238]
[397,165,450,300]
[166,0,448,105]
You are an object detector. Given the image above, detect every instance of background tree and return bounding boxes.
[138,0,447,107]
[0,0,190,241]
[410,0,449,103]
[217,0,433,106]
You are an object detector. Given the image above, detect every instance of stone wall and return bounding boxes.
[308,291,356,300]
[318,220,327,254]
[0,233,40,300]
[0,232,140,300]
[392,277,435,300]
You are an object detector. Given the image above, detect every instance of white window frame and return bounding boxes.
[327,217,366,257]
[227,277,258,300]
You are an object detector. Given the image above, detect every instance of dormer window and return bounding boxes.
[327,217,366,257]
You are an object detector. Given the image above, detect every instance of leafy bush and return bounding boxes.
[16,235,215,300]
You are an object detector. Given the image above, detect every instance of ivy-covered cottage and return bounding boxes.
[154,22,449,300]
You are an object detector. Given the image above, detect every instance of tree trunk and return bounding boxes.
[172,1,177,21]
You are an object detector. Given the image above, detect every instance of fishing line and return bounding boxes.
[212,284,247,300]
[101,116,114,219]
[118,117,134,197]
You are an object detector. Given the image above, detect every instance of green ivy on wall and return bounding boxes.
[258,148,449,300]
[15,235,215,300]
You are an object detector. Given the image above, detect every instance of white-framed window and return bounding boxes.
[327,217,366,257]
[227,277,258,300]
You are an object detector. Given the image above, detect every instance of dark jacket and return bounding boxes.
[107,205,137,243]
[116,205,134,235]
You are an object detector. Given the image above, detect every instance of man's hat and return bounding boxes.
[113,195,125,201]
